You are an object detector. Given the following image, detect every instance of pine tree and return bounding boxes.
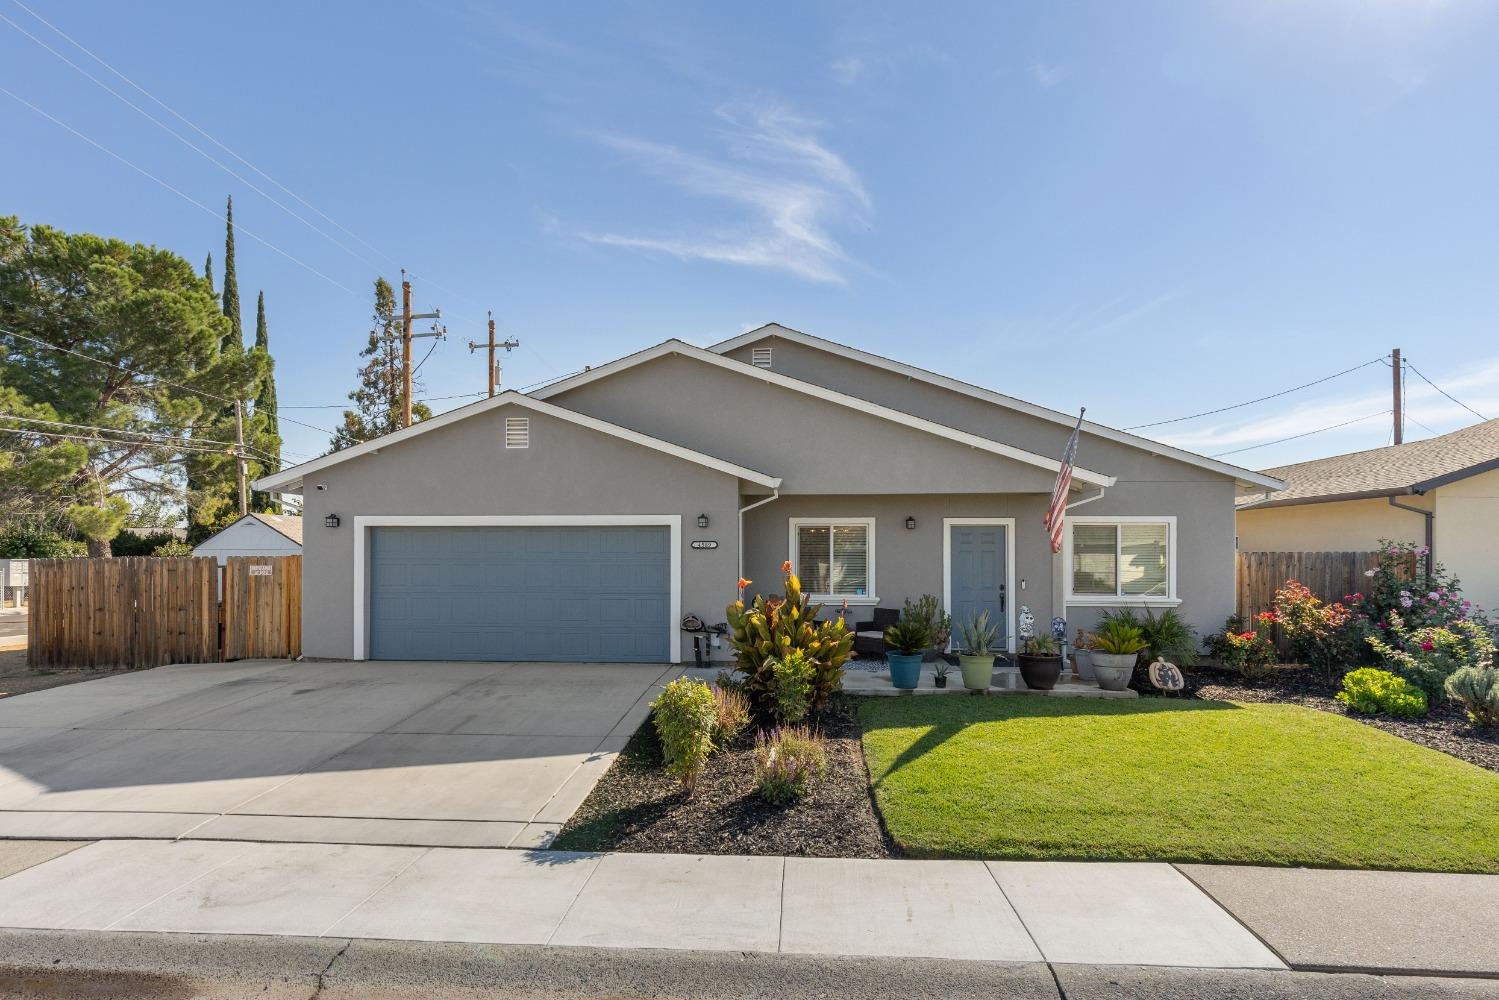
[329,277,431,452]
[248,290,281,512]
[220,196,242,355]
[203,252,214,295]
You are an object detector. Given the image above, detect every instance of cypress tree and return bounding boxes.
[220,196,242,355]
[249,291,282,512]
[203,252,214,296]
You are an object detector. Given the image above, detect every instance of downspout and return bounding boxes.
[1388,494,1434,576]
[738,490,781,585]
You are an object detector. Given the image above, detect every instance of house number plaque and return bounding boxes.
[690,540,718,550]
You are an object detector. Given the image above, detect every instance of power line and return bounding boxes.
[1209,410,1392,458]
[1124,355,1388,431]
[1405,362,1491,423]
[0,412,311,464]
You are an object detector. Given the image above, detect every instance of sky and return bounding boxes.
[4,0,1498,473]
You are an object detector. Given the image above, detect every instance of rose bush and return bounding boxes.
[1364,612,1496,701]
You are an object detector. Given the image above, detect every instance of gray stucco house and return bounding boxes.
[254,324,1284,663]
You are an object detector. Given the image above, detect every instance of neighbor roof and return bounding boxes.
[249,513,303,545]
[252,391,783,494]
[530,339,1117,488]
[710,323,1286,492]
[1237,418,1499,510]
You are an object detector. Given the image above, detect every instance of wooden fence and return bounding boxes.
[1235,549,1416,622]
[27,555,301,669]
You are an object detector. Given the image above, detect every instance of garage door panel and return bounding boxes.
[369,525,670,662]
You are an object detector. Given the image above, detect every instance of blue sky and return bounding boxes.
[5,0,1498,472]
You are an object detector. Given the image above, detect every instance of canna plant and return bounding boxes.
[726,564,855,720]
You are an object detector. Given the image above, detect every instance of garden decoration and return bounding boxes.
[1018,605,1035,640]
[1148,657,1184,693]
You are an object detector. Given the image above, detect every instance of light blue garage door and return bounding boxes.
[368,525,671,662]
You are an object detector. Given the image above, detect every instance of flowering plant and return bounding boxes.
[1345,541,1482,645]
[1219,624,1278,680]
[1268,581,1358,677]
[1364,612,1495,700]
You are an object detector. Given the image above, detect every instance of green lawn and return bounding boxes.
[858,695,1499,873]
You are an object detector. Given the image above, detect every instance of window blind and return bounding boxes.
[1120,523,1169,596]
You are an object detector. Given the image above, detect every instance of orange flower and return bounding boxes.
[737,577,752,592]
[781,559,793,574]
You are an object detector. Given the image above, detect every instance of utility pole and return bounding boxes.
[398,270,444,428]
[1392,347,1403,445]
[468,311,520,397]
[233,400,248,515]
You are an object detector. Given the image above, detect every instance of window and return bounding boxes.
[789,518,875,602]
[1067,517,1175,603]
[504,417,530,449]
[751,347,773,369]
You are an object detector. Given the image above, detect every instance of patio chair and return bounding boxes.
[852,607,900,658]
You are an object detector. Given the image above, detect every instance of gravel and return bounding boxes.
[552,696,893,858]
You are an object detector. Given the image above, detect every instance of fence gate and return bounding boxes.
[221,555,302,660]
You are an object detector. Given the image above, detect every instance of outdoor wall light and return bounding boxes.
[696,513,710,529]
[905,516,917,530]
[324,513,341,529]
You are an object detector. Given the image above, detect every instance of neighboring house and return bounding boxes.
[193,513,304,565]
[1236,419,1499,612]
[253,323,1283,663]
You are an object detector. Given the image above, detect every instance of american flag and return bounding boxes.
[1043,409,1085,554]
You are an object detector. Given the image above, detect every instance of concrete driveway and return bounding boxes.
[0,659,674,848]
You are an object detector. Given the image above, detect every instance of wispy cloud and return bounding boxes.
[580,102,870,283]
[1029,59,1069,88]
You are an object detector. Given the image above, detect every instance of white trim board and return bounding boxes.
[787,516,878,606]
[1061,514,1180,608]
[942,518,1017,654]
[351,515,682,662]
[253,391,780,494]
[531,340,1116,489]
[711,324,1285,493]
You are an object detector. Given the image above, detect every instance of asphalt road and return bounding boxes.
[1,930,1496,1000]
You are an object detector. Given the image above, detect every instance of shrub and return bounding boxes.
[767,650,816,724]
[1346,541,1485,642]
[151,539,194,556]
[1100,607,1197,667]
[1202,614,1247,662]
[1266,581,1357,677]
[1365,613,1495,701]
[1445,667,1499,728]
[883,617,932,655]
[902,594,951,650]
[1093,619,1148,656]
[726,568,854,721]
[957,609,999,656]
[710,684,750,745]
[650,677,718,793]
[753,726,827,804]
[0,520,84,558]
[1220,627,1278,680]
[1336,667,1428,718]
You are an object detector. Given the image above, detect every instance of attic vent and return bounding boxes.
[504,416,530,449]
[751,347,773,369]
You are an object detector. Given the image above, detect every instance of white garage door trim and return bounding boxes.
[353,514,682,661]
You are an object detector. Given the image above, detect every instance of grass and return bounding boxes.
[858,694,1499,873]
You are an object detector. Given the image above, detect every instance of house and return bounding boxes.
[253,323,1284,663]
[1236,419,1499,612]
[193,512,304,565]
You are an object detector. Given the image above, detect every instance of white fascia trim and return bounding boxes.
[711,324,1285,493]
[253,391,781,494]
[942,517,1017,654]
[1061,514,1179,606]
[787,516,877,606]
[351,514,682,662]
[532,340,1116,489]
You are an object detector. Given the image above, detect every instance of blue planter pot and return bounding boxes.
[887,651,923,690]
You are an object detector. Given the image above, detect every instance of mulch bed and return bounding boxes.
[552,696,893,858]
[1184,664,1499,774]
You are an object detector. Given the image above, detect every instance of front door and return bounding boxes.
[948,523,1008,648]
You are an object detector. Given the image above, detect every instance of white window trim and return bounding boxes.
[1062,514,1180,607]
[787,516,877,605]
[352,515,682,661]
[942,518,1016,653]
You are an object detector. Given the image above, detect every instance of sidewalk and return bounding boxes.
[0,839,1494,977]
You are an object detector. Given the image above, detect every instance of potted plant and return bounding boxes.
[1018,634,1063,690]
[956,609,1000,692]
[1073,628,1096,681]
[903,595,951,663]
[1090,619,1148,691]
[932,660,949,688]
[884,617,931,690]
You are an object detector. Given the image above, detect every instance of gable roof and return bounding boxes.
[1237,418,1499,510]
[249,513,304,545]
[251,390,783,495]
[530,339,1117,488]
[710,323,1285,492]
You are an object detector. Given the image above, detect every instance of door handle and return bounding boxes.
[998,583,1007,613]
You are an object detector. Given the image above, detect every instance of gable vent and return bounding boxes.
[504,416,530,449]
[751,347,773,369]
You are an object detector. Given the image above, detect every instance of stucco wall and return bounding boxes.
[1435,467,1499,614]
[1235,496,1429,552]
[299,401,741,661]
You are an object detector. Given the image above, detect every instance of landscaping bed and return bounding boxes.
[553,696,892,858]
[1184,664,1499,774]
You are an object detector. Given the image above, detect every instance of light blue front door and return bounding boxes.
[949,524,1007,646]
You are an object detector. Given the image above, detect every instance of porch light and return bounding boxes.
[696,513,710,529]
[324,513,341,529]
[905,516,916,530]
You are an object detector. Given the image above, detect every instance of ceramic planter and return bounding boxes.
[887,651,923,690]
[1089,651,1137,691]
[958,653,994,691]
[1018,653,1063,690]
[1073,648,1095,681]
